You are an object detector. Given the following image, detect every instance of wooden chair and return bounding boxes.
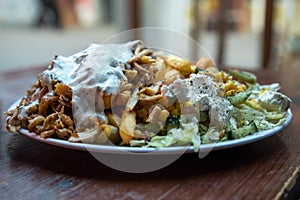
[189,0,275,68]
[214,0,274,68]
[128,0,275,68]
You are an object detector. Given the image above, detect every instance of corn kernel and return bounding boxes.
[225,81,234,91]
[103,125,111,137]
[259,89,267,96]
[219,129,225,139]
[184,101,193,107]
[226,90,235,96]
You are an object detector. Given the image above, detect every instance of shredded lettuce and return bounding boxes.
[147,122,200,151]
[254,115,289,131]
[229,85,290,133]
[130,73,290,151]
[233,104,265,121]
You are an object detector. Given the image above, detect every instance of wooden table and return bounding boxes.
[0,66,299,200]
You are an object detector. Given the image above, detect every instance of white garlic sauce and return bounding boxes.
[39,40,141,131]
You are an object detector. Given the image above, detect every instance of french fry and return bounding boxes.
[126,87,140,111]
[133,62,149,74]
[124,70,137,81]
[139,94,163,106]
[108,125,120,144]
[164,68,181,85]
[115,90,131,106]
[94,132,108,144]
[28,116,45,132]
[166,55,196,77]
[107,113,121,127]
[196,57,214,69]
[56,128,72,140]
[69,128,99,143]
[147,105,162,123]
[120,83,133,91]
[153,58,167,83]
[159,96,169,108]
[139,87,157,96]
[119,111,136,144]
[103,94,112,109]
[140,55,156,64]
[158,110,169,122]
[38,96,59,116]
[103,125,112,137]
[95,125,120,144]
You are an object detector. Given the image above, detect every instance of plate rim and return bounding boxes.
[8,100,293,154]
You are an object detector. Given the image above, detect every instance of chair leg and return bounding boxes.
[217,0,227,66]
[262,0,274,68]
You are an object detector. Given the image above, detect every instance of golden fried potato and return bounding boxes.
[124,70,138,81]
[61,114,74,127]
[38,96,59,116]
[158,110,169,123]
[153,58,167,83]
[55,83,72,97]
[139,94,163,106]
[56,128,72,140]
[97,125,120,144]
[126,87,140,111]
[107,113,121,127]
[28,116,45,132]
[196,57,214,69]
[166,55,195,77]
[139,87,157,96]
[40,129,55,138]
[115,90,131,106]
[103,94,112,109]
[146,105,162,123]
[163,68,181,85]
[140,55,156,64]
[159,96,170,108]
[119,111,136,144]
[69,128,100,143]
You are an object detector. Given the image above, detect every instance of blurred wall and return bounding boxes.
[0,0,39,26]
[140,0,191,34]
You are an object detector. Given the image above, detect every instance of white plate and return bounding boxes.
[8,100,293,154]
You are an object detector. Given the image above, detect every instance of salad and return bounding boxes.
[5,40,291,151]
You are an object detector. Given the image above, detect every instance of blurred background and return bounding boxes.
[0,0,299,73]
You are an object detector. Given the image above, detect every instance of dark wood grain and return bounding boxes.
[1,67,299,200]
